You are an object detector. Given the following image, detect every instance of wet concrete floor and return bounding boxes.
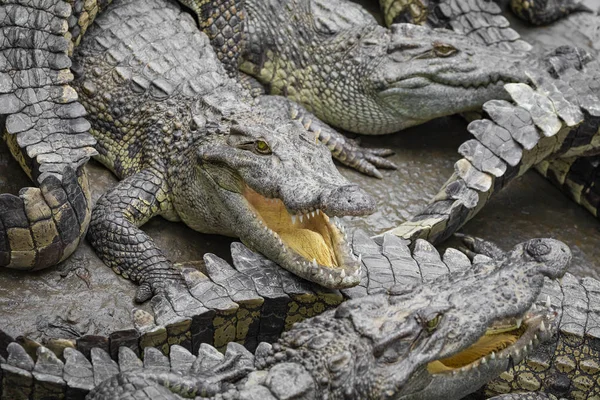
[0,4,599,343]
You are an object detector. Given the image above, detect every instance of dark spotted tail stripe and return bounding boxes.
[380,60,600,245]
[0,0,112,270]
[536,155,600,217]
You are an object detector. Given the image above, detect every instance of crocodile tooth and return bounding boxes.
[316,209,320,215]
[291,215,297,224]
[545,296,551,308]
[516,318,522,329]
[528,340,533,347]
[531,304,537,311]
[490,352,496,360]
[533,334,539,344]
[514,349,520,358]
[299,215,304,223]
[311,211,315,218]
[311,259,318,268]
[540,321,546,332]
[481,357,486,364]
[306,212,311,220]
[329,273,333,281]
[340,270,346,278]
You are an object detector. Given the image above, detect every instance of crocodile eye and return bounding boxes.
[425,314,442,333]
[255,140,272,154]
[433,42,457,57]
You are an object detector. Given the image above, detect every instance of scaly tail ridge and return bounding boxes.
[380,61,600,244]
[0,0,111,269]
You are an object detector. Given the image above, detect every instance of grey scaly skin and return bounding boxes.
[459,236,600,400]
[3,232,599,400]
[0,0,114,271]
[379,0,593,28]
[240,0,535,136]
[199,0,581,177]
[376,0,533,52]
[73,0,376,300]
[381,49,600,245]
[0,233,568,400]
[507,0,595,25]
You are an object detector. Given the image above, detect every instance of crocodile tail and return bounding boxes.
[537,155,600,217]
[380,61,600,245]
[0,0,112,270]
[380,0,532,53]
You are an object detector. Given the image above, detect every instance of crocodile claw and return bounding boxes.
[454,233,505,260]
[334,141,398,179]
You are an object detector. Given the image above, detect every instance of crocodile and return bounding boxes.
[0,0,377,294]
[0,232,572,399]
[182,0,594,177]
[381,51,600,246]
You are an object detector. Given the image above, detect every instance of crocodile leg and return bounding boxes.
[86,169,184,303]
[256,95,397,178]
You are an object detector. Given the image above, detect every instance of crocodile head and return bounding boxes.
[270,238,570,399]
[170,109,375,289]
[290,23,531,135]
[368,23,531,133]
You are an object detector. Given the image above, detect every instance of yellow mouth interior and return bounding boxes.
[427,325,525,373]
[244,186,340,268]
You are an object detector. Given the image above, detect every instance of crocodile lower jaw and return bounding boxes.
[241,185,361,289]
[427,300,557,375]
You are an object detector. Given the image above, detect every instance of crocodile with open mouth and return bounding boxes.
[0,0,375,296]
[0,232,572,399]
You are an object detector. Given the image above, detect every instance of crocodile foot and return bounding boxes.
[454,233,506,260]
[332,138,397,179]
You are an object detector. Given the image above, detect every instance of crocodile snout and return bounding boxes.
[321,185,376,217]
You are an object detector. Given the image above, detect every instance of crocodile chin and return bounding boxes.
[427,302,557,375]
[243,185,361,288]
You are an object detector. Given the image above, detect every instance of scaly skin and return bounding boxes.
[460,237,600,400]
[0,0,115,271]
[377,0,532,52]
[379,0,592,28]
[0,233,571,400]
[74,0,375,300]
[381,52,600,245]
[240,0,532,136]
[198,0,567,177]
[509,0,594,25]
